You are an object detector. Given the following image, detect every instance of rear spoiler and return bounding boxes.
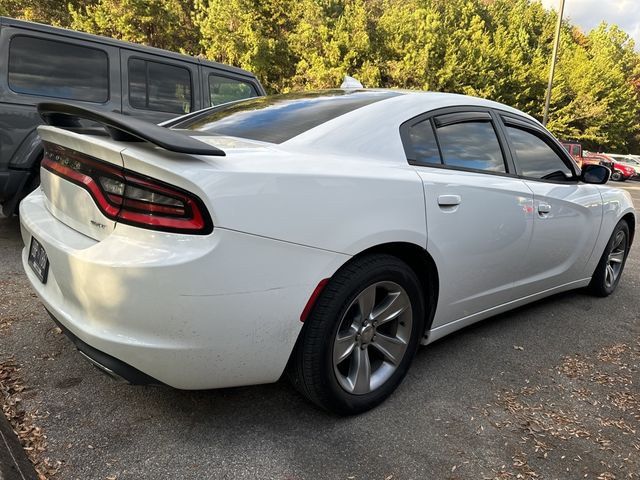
[37,102,225,156]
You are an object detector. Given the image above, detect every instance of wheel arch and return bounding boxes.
[622,212,636,246]
[344,242,439,335]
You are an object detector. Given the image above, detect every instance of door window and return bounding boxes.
[436,121,506,173]
[505,126,573,180]
[128,58,192,114]
[208,74,257,106]
[572,144,582,157]
[8,36,109,103]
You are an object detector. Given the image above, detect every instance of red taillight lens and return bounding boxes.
[42,142,213,234]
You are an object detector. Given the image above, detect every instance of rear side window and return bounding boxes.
[436,121,506,173]
[505,126,572,180]
[128,58,192,114]
[405,119,442,165]
[8,36,109,103]
[208,74,257,106]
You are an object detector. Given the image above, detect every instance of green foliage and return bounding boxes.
[0,0,92,26]
[547,23,640,150]
[69,0,199,53]
[3,0,640,151]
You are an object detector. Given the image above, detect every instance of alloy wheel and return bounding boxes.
[332,281,413,395]
[605,230,627,288]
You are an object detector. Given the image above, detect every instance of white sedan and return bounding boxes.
[20,90,635,414]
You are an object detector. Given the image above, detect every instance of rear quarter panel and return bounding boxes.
[120,144,428,255]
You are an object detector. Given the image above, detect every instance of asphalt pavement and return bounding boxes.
[0,182,638,480]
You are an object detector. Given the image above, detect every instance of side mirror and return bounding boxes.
[581,164,610,184]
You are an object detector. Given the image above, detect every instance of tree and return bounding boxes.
[0,0,93,26]
[3,0,639,150]
[547,23,640,151]
[69,0,199,53]
[289,0,381,89]
[193,0,302,92]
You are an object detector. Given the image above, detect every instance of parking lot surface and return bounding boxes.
[1,183,639,480]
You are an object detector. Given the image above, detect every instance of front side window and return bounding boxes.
[505,126,573,180]
[208,75,257,106]
[436,121,506,173]
[8,36,108,103]
[128,58,192,114]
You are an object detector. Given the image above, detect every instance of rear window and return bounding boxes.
[8,36,109,103]
[174,90,401,144]
[208,74,257,106]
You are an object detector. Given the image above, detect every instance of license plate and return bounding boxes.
[28,237,49,284]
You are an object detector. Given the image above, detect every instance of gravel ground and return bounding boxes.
[1,183,639,480]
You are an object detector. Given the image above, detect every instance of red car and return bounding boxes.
[585,152,634,181]
[611,162,636,181]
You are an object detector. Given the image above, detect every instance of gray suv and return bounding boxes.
[0,17,265,215]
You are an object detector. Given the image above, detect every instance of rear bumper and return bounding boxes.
[20,188,347,389]
[46,309,161,385]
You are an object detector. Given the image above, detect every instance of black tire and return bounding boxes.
[588,220,630,297]
[288,254,425,415]
[12,164,41,217]
[610,170,623,181]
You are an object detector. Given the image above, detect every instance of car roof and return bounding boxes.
[0,16,257,79]
[284,89,541,158]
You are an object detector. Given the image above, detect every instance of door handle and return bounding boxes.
[437,195,461,207]
[538,202,552,214]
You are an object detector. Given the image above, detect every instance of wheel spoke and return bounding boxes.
[608,250,625,264]
[349,347,371,394]
[334,329,357,365]
[371,333,406,365]
[371,291,409,326]
[613,231,625,250]
[605,264,615,286]
[357,284,377,321]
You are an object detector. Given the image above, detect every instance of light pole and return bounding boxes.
[542,0,566,126]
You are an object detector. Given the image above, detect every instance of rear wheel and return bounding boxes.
[588,220,630,297]
[288,254,425,415]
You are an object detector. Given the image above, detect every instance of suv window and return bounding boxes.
[405,119,441,165]
[436,121,506,173]
[128,58,192,114]
[209,74,257,106]
[505,126,572,180]
[8,36,109,103]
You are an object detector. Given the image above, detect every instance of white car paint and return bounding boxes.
[20,91,635,390]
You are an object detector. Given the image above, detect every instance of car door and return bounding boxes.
[401,109,535,326]
[498,114,602,295]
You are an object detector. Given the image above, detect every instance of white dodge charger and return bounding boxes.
[19,90,635,414]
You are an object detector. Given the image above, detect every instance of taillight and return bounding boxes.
[41,142,213,234]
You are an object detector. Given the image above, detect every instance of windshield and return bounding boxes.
[172,90,401,144]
